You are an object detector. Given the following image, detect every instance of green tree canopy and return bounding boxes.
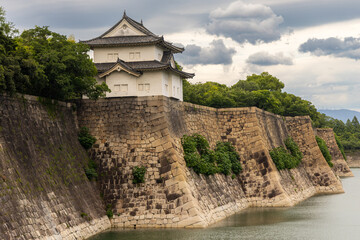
[183,72,322,124]
[18,26,109,100]
[0,7,109,101]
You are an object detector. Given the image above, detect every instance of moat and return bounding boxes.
[90,168,360,240]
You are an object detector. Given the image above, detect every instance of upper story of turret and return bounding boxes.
[82,12,184,64]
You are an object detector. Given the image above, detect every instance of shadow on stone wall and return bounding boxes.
[77,96,348,228]
[0,95,110,239]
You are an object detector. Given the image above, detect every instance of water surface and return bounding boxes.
[89,169,360,240]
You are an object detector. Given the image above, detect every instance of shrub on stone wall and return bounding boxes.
[269,137,302,170]
[84,158,98,181]
[181,134,242,176]
[334,133,347,161]
[315,136,333,167]
[78,127,96,150]
[106,204,113,219]
[132,166,147,184]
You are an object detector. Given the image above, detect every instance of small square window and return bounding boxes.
[135,52,140,59]
[145,83,150,91]
[138,84,144,91]
[107,53,113,61]
[114,84,120,92]
[129,53,134,59]
[120,84,128,92]
[113,53,118,60]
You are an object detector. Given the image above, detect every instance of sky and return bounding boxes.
[1,0,360,111]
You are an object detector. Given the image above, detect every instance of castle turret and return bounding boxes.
[81,12,194,100]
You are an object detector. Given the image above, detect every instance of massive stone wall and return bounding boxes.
[315,128,353,177]
[77,96,346,228]
[0,95,110,240]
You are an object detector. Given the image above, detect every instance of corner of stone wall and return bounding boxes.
[315,128,353,177]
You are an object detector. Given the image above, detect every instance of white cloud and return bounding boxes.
[246,51,293,66]
[299,37,360,60]
[176,39,236,66]
[206,1,284,44]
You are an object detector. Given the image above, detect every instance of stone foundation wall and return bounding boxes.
[77,96,344,228]
[315,128,353,177]
[346,152,360,167]
[0,95,110,239]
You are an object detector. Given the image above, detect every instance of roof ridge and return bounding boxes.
[123,15,157,37]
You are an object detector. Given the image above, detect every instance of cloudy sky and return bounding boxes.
[1,0,360,111]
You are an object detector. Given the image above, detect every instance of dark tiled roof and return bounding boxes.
[95,58,194,78]
[82,35,160,47]
[95,62,116,73]
[126,61,168,70]
[161,51,172,63]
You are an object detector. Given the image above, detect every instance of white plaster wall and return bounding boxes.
[170,73,182,100]
[155,46,164,61]
[94,46,163,63]
[104,71,165,97]
[136,72,163,96]
[105,71,137,97]
[162,72,170,97]
[103,19,145,37]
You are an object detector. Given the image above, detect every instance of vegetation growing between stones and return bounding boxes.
[132,166,146,184]
[106,204,113,219]
[335,133,347,161]
[84,159,98,181]
[269,137,303,170]
[181,133,242,176]
[315,136,333,167]
[37,96,58,119]
[78,127,96,150]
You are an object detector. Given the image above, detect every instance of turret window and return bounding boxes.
[107,53,118,61]
[129,52,141,60]
[114,84,128,92]
[138,83,150,92]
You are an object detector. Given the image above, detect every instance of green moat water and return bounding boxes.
[89,168,360,240]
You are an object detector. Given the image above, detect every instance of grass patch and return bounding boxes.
[315,136,333,167]
[84,158,98,181]
[78,127,96,150]
[181,133,242,176]
[106,204,113,219]
[269,137,303,170]
[334,133,347,161]
[132,166,146,184]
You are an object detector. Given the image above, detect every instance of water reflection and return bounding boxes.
[89,169,360,240]
[213,207,303,227]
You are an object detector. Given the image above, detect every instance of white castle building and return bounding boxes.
[82,12,194,101]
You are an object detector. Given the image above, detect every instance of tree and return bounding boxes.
[18,26,110,100]
[0,7,109,100]
[232,72,284,91]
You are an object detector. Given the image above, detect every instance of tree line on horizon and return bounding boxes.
[181,71,359,152]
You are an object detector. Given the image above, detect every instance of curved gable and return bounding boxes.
[103,19,145,37]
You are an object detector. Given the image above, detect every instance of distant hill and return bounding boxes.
[319,109,360,122]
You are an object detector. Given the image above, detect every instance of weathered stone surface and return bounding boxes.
[346,152,360,167]
[0,95,111,239]
[77,96,345,228]
[315,128,353,177]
